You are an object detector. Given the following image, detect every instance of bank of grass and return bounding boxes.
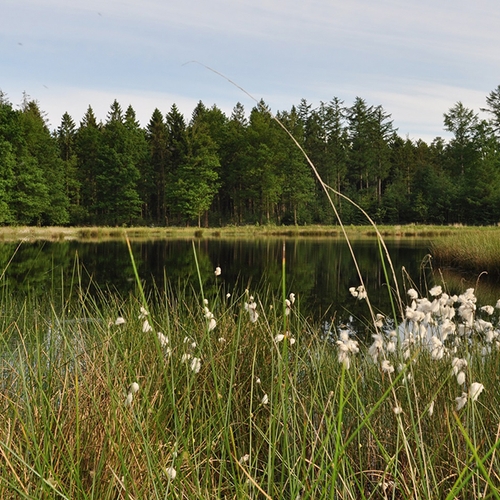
[0,223,485,243]
[431,229,500,277]
[1,252,500,499]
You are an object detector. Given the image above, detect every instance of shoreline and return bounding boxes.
[0,223,482,243]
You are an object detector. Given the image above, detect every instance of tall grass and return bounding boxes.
[431,230,500,277]
[1,247,500,498]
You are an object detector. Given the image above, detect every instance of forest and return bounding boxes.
[1,86,500,227]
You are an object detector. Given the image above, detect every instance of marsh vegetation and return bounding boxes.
[1,237,500,499]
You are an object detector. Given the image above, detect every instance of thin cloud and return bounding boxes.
[2,0,499,140]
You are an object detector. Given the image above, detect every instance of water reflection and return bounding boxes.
[0,238,441,324]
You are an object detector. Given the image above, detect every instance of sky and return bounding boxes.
[1,0,499,143]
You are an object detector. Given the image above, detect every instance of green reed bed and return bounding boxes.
[1,253,500,499]
[431,229,500,277]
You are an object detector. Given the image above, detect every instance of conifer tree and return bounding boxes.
[146,108,168,224]
[16,97,68,224]
[276,106,315,224]
[75,106,101,222]
[219,102,248,223]
[0,94,16,223]
[57,112,81,223]
[98,100,141,224]
[176,110,220,227]
[165,104,188,224]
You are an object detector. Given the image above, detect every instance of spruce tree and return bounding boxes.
[146,108,168,224]
[165,104,188,224]
[75,106,101,222]
[57,112,82,223]
[98,100,141,225]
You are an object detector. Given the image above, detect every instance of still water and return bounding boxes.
[0,237,439,324]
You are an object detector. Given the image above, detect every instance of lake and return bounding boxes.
[1,236,444,324]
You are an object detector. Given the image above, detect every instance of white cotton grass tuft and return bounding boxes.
[468,382,485,402]
[214,266,221,276]
[204,307,217,331]
[374,313,385,328]
[190,357,202,374]
[480,305,494,315]
[381,359,394,374]
[451,357,467,385]
[125,382,139,407]
[428,400,435,417]
[244,298,259,323]
[368,334,384,363]
[349,285,367,300]
[261,393,269,405]
[165,466,177,480]
[142,319,153,333]
[336,330,359,370]
[275,331,296,345]
[386,331,397,353]
[157,332,169,347]
[430,336,445,360]
[114,316,126,325]
[455,392,468,411]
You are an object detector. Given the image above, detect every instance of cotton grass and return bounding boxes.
[1,263,499,499]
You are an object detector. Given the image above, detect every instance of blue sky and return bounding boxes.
[1,0,499,142]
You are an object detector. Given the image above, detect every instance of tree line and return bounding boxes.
[1,86,500,227]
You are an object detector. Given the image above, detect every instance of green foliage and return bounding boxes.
[1,86,500,226]
[145,108,168,223]
[0,139,15,223]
